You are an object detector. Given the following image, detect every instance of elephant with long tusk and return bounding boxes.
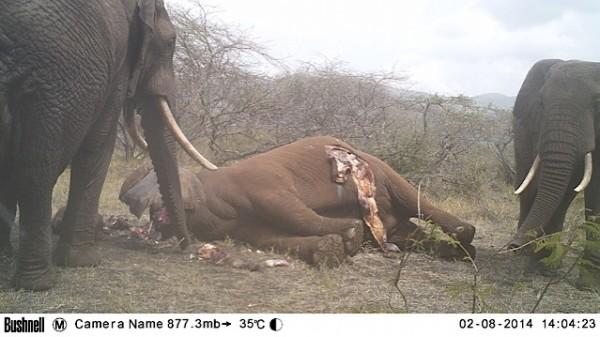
[119,136,477,267]
[0,0,216,290]
[510,59,600,291]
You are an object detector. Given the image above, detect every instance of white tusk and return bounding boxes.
[127,112,148,151]
[159,98,218,171]
[514,155,540,195]
[574,152,592,193]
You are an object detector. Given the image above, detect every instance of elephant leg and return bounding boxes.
[54,110,118,267]
[241,225,347,267]
[8,85,97,289]
[13,161,62,290]
[252,192,363,255]
[11,101,72,289]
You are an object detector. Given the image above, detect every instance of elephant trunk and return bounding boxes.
[509,111,579,249]
[140,97,191,249]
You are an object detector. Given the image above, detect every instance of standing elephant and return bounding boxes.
[120,136,477,266]
[0,0,216,290]
[510,59,600,290]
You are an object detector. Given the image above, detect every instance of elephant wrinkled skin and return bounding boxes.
[510,59,600,290]
[121,136,477,266]
[0,0,214,290]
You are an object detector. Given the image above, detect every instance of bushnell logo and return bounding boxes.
[4,317,45,333]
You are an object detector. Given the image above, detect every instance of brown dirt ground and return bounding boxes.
[2,213,599,313]
[1,164,599,313]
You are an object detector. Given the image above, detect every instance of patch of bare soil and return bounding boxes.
[1,213,598,313]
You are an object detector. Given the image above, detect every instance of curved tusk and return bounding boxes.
[126,111,148,151]
[514,155,540,195]
[574,152,592,193]
[159,98,218,171]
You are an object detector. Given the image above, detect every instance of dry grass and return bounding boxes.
[1,156,599,313]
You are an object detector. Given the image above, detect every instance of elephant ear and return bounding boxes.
[127,0,157,100]
[120,166,201,213]
[119,166,154,201]
[178,168,204,211]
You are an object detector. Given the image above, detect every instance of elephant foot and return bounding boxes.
[525,251,559,276]
[12,267,56,291]
[508,231,538,254]
[312,234,346,268]
[508,239,526,251]
[342,220,364,256]
[54,241,100,267]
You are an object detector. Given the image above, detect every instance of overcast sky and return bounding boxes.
[169,0,600,97]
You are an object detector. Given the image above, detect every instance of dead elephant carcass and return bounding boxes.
[120,136,476,266]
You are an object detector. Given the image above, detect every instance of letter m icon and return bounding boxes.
[53,318,67,332]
